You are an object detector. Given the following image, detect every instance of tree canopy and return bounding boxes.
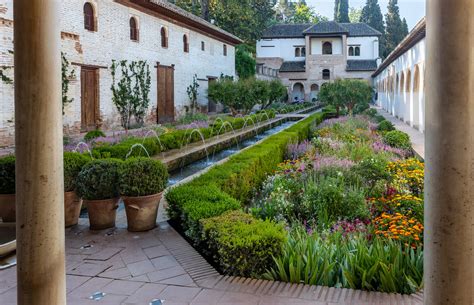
[319,79,372,116]
[235,44,256,79]
[384,0,407,57]
[360,0,386,56]
[334,0,350,23]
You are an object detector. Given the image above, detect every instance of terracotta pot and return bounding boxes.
[122,192,162,232]
[84,198,119,230]
[0,194,15,223]
[64,191,83,227]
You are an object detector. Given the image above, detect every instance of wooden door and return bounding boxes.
[81,67,99,131]
[207,77,217,113]
[157,65,175,123]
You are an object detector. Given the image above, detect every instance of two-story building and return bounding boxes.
[0,0,241,147]
[256,21,381,102]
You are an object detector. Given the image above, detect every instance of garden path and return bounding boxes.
[373,106,425,159]
[0,212,424,305]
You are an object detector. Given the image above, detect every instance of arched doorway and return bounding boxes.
[413,65,421,129]
[310,84,319,102]
[292,83,305,102]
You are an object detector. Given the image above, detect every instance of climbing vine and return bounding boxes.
[62,52,75,114]
[111,60,151,130]
[186,74,200,114]
[0,50,13,84]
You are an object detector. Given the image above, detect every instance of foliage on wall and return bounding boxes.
[111,60,151,130]
[186,74,200,114]
[0,50,13,85]
[62,52,76,114]
[235,44,256,79]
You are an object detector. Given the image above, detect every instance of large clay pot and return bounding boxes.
[84,198,119,230]
[64,191,83,227]
[122,193,162,232]
[0,194,15,223]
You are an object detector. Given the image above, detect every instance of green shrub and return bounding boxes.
[353,102,370,115]
[201,210,286,277]
[374,114,386,123]
[377,120,395,132]
[64,152,90,192]
[303,176,369,224]
[76,159,122,200]
[363,108,378,117]
[0,156,15,194]
[265,230,423,294]
[84,130,106,142]
[353,155,391,192]
[383,130,411,149]
[119,158,168,197]
[177,113,209,124]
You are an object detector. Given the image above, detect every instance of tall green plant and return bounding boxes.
[62,52,75,114]
[186,74,200,114]
[111,60,151,129]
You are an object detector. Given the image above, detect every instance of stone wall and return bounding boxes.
[0,0,237,147]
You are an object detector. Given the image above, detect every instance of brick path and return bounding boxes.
[0,211,423,305]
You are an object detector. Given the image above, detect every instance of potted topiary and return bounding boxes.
[0,156,15,222]
[76,159,122,230]
[63,152,90,227]
[118,157,168,232]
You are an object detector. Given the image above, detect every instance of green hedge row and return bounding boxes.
[92,110,276,160]
[166,112,325,276]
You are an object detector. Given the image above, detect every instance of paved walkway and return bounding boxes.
[373,106,425,159]
[0,210,423,305]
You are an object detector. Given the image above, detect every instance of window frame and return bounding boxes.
[161,27,169,48]
[129,17,139,42]
[322,41,333,55]
[223,44,227,56]
[83,2,96,32]
[322,69,330,80]
[183,34,189,53]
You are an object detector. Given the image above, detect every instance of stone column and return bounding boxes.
[425,1,473,305]
[14,1,66,304]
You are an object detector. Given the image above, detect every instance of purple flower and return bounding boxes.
[286,140,312,160]
[312,154,354,171]
[175,121,209,130]
[372,141,408,158]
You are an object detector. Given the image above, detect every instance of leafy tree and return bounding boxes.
[267,79,287,108]
[360,0,386,57]
[236,44,256,79]
[334,0,349,23]
[208,78,239,115]
[186,74,200,114]
[349,7,362,23]
[291,3,317,23]
[318,81,345,117]
[384,0,405,57]
[110,60,151,129]
[341,79,372,115]
[402,18,409,36]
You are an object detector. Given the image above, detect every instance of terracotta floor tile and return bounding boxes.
[158,274,196,287]
[123,283,168,304]
[67,262,113,277]
[159,286,202,302]
[190,288,226,305]
[68,277,113,298]
[66,275,91,293]
[85,247,123,261]
[151,255,179,270]
[101,279,144,296]
[126,259,155,277]
[147,265,187,282]
[144,245,171,259]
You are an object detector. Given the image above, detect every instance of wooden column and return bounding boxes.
[14,1,66,304]
[425,1,473,304]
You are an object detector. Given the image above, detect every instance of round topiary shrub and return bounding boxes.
[374,114,386,123]
[76,159,122,200]
[64,152,91,192]
[383,130,411,150]
[0,156,15,194]
[84,130,106,142]
[363,108,378,117]
[377,120,395,132]
[119,157,168,197]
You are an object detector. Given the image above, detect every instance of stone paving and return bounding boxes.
[0,210,424,305]
[373,106,425,159]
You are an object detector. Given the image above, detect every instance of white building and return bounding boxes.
[372,18,426,132]
[256,21,381,102]
[0,0,240,147]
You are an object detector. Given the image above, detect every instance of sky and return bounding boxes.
[306,0,426,30]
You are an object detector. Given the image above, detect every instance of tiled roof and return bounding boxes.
[340,23,382,37]
[279,61,306,72]
[145,0,242,44]
[303,21,348,35]
[346,60,378,71]
[261,22,381,39]
[261,24,312,39]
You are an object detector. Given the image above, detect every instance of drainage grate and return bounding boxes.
[89,292,106,300]
[150,299,164,305]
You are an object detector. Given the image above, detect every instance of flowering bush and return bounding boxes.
[373,212,423,248]
[387,158,424,195]
[370,193,423,222]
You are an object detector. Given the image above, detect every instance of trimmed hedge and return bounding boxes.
[92,110,276,160]
[76,159,122,200]
[118,157,168,197]
[0,156,15,194]
[165,112,325,276]
[201,210,286,277]
[64,152,91,192]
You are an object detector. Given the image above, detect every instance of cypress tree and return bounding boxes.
[402,17,409,36]
[334,0,340,20]
[384,0,405,57]
[334,0,349,23]
[360,0,385,57]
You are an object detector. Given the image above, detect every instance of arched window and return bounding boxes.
[322,69,330,80]
[400,73,405,92]
[84,2,95,31]
[223,44,227,56]
[130,17,139,41]
[348,46,354,56]
[355,46,360,56]
[414,65,420,92]
[301,47,306,57]
[183,34,189,53]
[295,48,301,57]
[322,41,332,55]
[311,84,319,91]
[201,41,205,51]
[161,27,168,48]
[406,70,411,92]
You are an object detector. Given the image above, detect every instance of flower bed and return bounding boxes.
[250,112,423,294]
